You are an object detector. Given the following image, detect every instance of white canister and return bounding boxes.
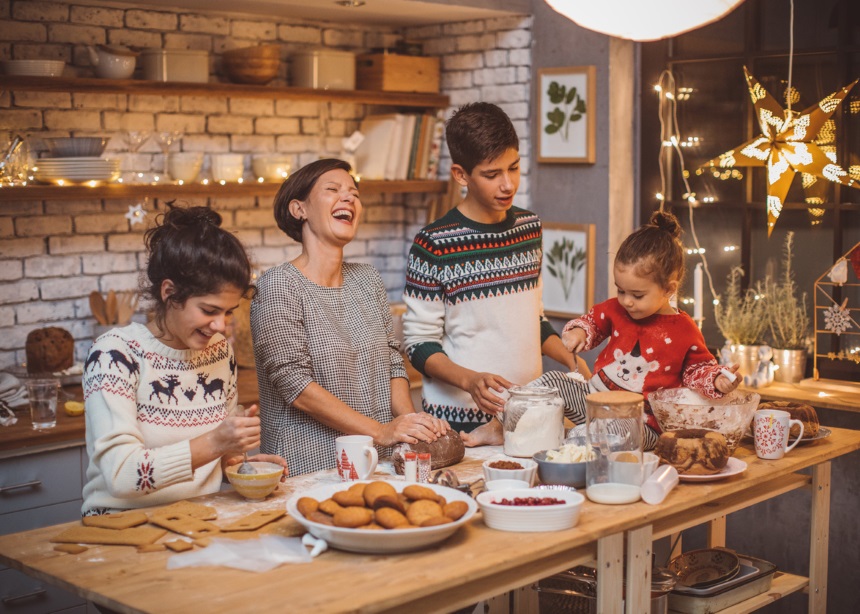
[141,49,209,83]
[290,49,355,90]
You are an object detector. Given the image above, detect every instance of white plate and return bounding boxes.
[286,481,477,554]
[678,457,747,482]
[476,487,585,532]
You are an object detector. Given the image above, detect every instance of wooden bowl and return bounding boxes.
[222,55,280,85]
[222,44,281,61]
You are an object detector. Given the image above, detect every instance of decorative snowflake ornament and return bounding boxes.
[125,203,147,226]
[823,302,853,336]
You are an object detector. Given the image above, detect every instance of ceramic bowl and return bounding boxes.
[42,137,108,158]
[168,152,204,183]
[485,479,530,491]
[482,457,538,486]
[224,461,283,500]
[668,548,741,589]
[476,488,585,532]
[648,388,760,452]
[2,59,66,77]
[210,153,245,182]
[252,153,291,182]
[533,450,587,488]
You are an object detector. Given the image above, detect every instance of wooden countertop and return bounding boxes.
[741,379,860,413]
[1,429,859,614]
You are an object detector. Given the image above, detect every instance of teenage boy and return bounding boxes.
[402,102,580,445]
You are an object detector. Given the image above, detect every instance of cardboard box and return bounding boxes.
[356,54,440,94]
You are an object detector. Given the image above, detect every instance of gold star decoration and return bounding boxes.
[699,68,858,236]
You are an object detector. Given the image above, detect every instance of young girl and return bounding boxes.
[562,210,739,447]
[81,205,287,516]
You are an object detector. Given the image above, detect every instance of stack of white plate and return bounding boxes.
[2,59,66,77]
[33,157,120,185]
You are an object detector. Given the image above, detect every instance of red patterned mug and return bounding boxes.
[335,435,378,481]
[754,409,804,460]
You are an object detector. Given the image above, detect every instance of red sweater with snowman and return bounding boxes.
[564,298,724,431]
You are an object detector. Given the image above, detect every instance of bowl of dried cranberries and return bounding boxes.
[476,488,585,532]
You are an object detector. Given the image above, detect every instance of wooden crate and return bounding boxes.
[356,53,440,94]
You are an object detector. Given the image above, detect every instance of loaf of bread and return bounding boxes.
[25,327,74,375]
[655,428,729,475]
[758,401,819,439]
[392,430,465,475]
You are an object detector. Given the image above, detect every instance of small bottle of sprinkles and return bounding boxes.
[404,451,418,482]
[417,453,432,483]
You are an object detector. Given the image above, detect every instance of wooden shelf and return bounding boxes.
[0,75,449,108]
[0,179,447,202]
[716,572,808,613]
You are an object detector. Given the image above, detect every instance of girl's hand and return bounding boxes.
[562,328,587,354]
[465,372,514,416]
[213,403,261,456]
[375,413,448,447]
[715,364,741,393]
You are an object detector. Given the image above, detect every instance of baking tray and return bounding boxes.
[668,554,776,613]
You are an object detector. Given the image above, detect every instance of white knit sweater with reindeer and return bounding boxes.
[81,322,237,515]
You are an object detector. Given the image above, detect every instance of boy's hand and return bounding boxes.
[562,327,587,354]
[466,372,514,415]
[715,364,741,394]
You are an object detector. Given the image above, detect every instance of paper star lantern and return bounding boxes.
[125,203,147,226]
[699,68,858,236]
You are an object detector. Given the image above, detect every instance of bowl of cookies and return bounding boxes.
[286,480,477,553]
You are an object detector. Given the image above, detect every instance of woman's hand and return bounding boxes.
[212,403,261,456]
[715,364,741,394]
[465,372,513,416]
[374,412,450,447]
[562,327,587,354]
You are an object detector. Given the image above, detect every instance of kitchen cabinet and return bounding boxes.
[0,75,449,202]
[0,446,88,614]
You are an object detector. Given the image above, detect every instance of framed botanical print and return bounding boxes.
[537,65,596,164]
[542,222,596,318]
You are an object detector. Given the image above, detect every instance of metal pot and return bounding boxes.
[534,566,675,614]
[772,348,807,383]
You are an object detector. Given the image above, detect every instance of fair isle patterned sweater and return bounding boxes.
[403,206,558,431]
[81,322,237,515]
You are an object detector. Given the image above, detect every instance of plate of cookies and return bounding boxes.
[286,480,478,554]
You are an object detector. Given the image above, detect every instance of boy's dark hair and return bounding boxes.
[273,158,353,243]
[445,102,519,174]
[615,210,686,289]
[144,203,254,327]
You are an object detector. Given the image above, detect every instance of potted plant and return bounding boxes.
[714,266,769,379]
[763,232,810,383]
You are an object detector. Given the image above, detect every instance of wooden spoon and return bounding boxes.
[105,290,118,325]
[89,291,108,325]
[116,291,139,325]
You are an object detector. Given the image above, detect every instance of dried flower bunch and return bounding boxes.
[715,266,768,345]
[763,232,810,349]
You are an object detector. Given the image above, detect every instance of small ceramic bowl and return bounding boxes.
[477,488,585,532]
[533,450,587,488]
[485,479,530,491]
[668,548,741,588]
[482,458,537,486]
[224,461,283,500]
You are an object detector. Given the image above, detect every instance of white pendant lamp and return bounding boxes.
[544,0,746,42]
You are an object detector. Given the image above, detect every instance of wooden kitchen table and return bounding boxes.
[1,428,858,614]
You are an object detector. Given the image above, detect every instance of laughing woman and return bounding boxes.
[251,158,450,476]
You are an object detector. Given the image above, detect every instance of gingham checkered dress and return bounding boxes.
[250,262,406,476]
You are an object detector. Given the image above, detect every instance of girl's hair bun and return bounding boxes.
[162,203,223,229]
[648,210,681,239]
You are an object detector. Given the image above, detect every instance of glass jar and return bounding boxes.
[585,390,645,504]
[502,385,564,458]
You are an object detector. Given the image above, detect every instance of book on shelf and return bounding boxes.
[354,111,444,182]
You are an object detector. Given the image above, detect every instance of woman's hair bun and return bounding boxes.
[648,210,681,238]
[162,203,222,229]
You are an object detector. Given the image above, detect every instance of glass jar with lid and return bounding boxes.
[584,390,645,504]
[502,385,564,458]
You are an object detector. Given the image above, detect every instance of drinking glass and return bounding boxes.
[153,130,182,180]
[121,131,150,183]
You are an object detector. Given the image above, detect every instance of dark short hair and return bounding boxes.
[445,102,519,173]
[144,203,254,326]
[272,158,354,242]
[615,210,686,289]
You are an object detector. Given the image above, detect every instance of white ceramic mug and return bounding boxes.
[754,409,804,460]
[335,435,378,481]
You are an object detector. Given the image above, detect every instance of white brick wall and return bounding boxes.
[0,1,533,369]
